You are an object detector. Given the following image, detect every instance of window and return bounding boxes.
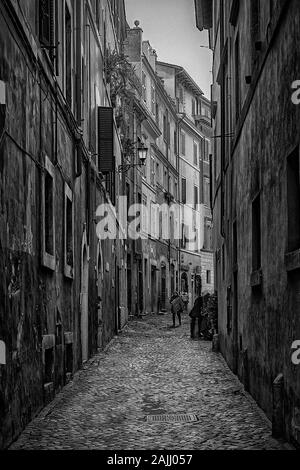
[167,121,170,148]
[204,218,213,251]
[180,131,186,156]
[174,130,177,154]
[164,170,168,189]
[193,142,198,166]
[65,3,72,107]
[151,84,155,115]
[141,157,146,178]
[235,34,241,121]
[163,114,169,143]
[163,114,168,142]
[182,178,187,204]
[170,212,174,244]
[179,86,184,104]
[156,162,160,185]
[142,195,148,234]
[150,157,155,186]
[192,99,196,116]
[252,193,261,271]
[142,72,146,102]
[251,0,261,64]
[42,155,55,270]
[156,103,159,126]
[39,0,54,50]
[204,177,210,207]
[64,183,74,278]
[204,139,209,162]
[150,202,158,239]
[181,223,187,249]
[287,147,300,252]
[207,271,212,285]
[194,186,198,210]
[174,181,178,201]
[159,210,163,240]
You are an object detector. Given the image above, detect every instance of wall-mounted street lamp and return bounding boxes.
[118,142,148,173]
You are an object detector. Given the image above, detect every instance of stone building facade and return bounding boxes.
[124,23,214,315]
[156,62,214,306]
[195,0,300,446]
[0,1,214,449]
[0,0,128,449]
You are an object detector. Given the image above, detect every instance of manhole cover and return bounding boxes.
[146,414,198,423]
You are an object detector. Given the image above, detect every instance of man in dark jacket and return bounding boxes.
[189,295,203,339]
[170,292,184,328]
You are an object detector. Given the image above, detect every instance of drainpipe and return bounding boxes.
[177,112,186,294]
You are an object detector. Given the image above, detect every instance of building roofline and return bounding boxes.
[157,61,204,97]
[142,56,178,119]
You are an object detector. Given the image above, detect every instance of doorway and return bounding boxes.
[181,272,188,293]
[151,266,157,313]
[170,264,175,296]
[138,259,143,314]
[81,245,89,363]
[160,263,167,311]
[195,275,202,297]
[233,271,239,374]
[127,254,132,315]
[97,246,103,350]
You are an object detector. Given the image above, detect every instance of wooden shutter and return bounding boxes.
[98,106,114,172]
[39,0,53,48]
[182,178,186,204]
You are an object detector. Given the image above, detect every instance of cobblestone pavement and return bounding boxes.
[10,313,288,450]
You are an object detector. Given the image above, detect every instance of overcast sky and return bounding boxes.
[125,0,212,98]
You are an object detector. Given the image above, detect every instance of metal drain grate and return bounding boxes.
[146,414,198,423]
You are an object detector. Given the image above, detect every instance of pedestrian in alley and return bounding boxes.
[200,293,213,340]
[189,294,203,339]
[181,291,189,313]
[170,292,184,328]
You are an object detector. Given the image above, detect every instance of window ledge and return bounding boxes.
[251,269,263,287]
[42,253,55,272]
[64,265,74,280]
[285,249,300,272]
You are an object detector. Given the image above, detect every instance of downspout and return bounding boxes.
[177,111,186,294]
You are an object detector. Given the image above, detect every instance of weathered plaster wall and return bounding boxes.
[214,0,300,445]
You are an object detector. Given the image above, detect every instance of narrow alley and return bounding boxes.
[10,313,286,451]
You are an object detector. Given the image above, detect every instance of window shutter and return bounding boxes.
[39,0,52,47]
[98,106,114,172]
[182,178,186,204]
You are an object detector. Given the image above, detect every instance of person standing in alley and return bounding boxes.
[189,294,203,339]
[170,292,184,328]
[181,291,189,313]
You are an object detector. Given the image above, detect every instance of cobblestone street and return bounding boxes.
[10,313,288,450]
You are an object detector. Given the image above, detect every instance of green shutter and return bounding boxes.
[98,106,114,172]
